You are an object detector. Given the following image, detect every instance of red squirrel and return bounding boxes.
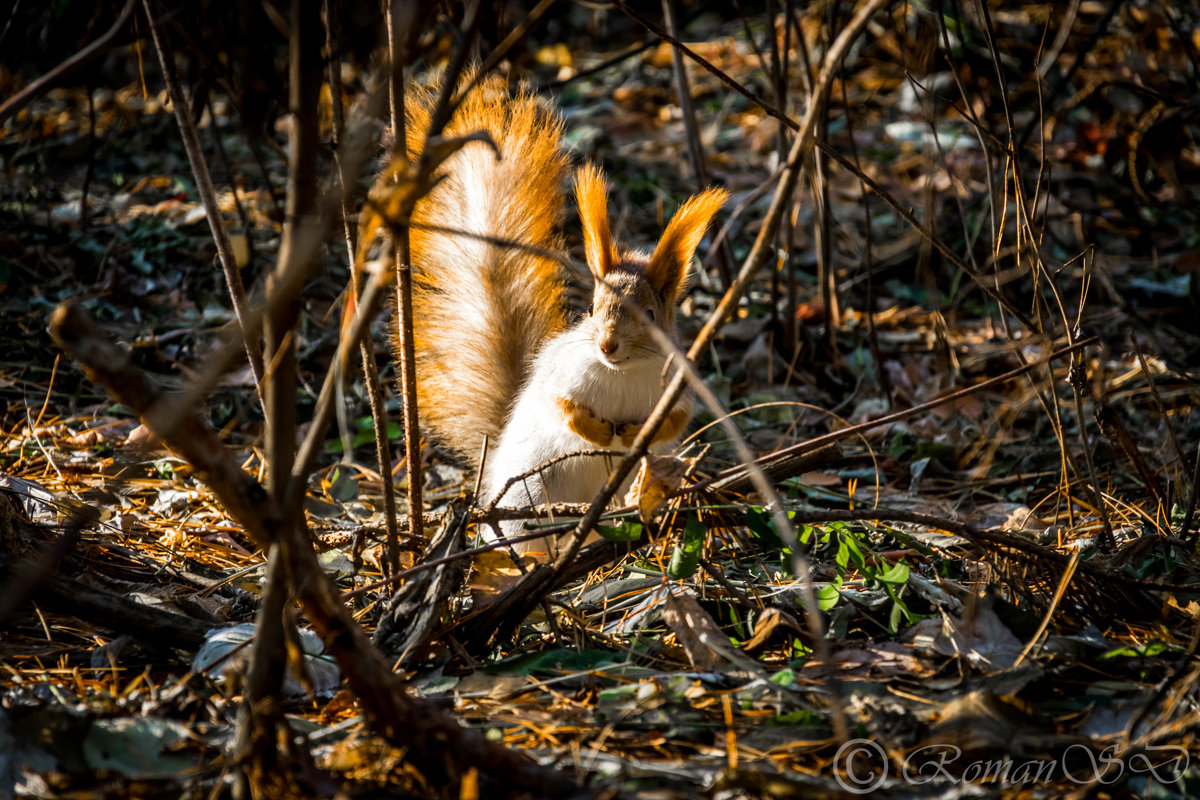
[404,76,727,557]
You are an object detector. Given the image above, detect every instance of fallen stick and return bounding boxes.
[0,552,214,650]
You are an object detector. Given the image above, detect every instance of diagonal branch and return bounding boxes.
[48,300,582,798]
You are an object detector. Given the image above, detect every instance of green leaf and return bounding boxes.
[667,513,706,579]
[745,506,781,548]
[817,584,841,611]
[83,718,194,779]
[596,520,643,542]
[1097,642,1170,661]
[418,675,460,696]
[883,583,916,632]
[839,532,867,572]
[875,560,910,585]
[730,606,748,641]
[835,538,850,576]
[328,465,358,503]
[769,667,796,686]
[324,420,403,454]
[130,248,155,275]
[772,709,824,725]
[889,597,904,633]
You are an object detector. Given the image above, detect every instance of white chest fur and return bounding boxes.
[482,326,673,553]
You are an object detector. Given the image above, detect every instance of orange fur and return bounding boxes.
[405,75,569,467]
[647,188,729,299]
[403,73,728,508]
[574,164,618,279]
[616,407,690,447]
[557,396,615,447]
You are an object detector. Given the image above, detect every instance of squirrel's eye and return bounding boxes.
[646,309,655,322]
[587,303,594,315]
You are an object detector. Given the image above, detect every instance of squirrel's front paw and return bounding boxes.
[617,408,690,447]
[616,422,639,447]
[557,397,614,446]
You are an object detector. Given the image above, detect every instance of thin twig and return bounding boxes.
[1014,552,1080,666]
[1016,0,1124,150]
[327,0,401,574]
[1067,344,1114,551]
[1134,343,1188,473]
[700,164,782,273]
[388,1,432,563]
[612,0,789,128]
[1182,436,1200,541]
[141,0,265,399]
[662,0,732,289]
[234,0,323,789]
[288,263,393,512]
[474,0,558,81]
[81,88,96,230]
[0,0,137,124]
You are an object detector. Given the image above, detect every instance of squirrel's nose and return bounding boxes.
[599,337,618,355]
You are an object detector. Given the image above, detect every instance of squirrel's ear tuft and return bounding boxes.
[575,164,618,278]
[647,187,728,300]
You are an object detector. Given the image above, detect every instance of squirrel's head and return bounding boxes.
[575,164,727,371]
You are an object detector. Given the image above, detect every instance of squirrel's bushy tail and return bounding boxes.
[405,76,568,468]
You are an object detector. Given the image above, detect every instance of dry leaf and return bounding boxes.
[469,549,535,612]
[906,603,1024,669]
[740,607,810,651]
[798,470,842,487]
[454,672,529,698]
[662,590,726,672]
[62,429,103,449]
[124,423,157,446]
[625,453,688,523]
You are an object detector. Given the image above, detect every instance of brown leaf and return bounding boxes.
[62,429,103,449]
[228,233,250,269]
[923,690,1045,754]
[455,672,529,698]
[799,471,842,487]
[124,423,157,446]
[740,607,809,651]
[625,453,687,523]
[662,590,725,672]
[469,549,536,612]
